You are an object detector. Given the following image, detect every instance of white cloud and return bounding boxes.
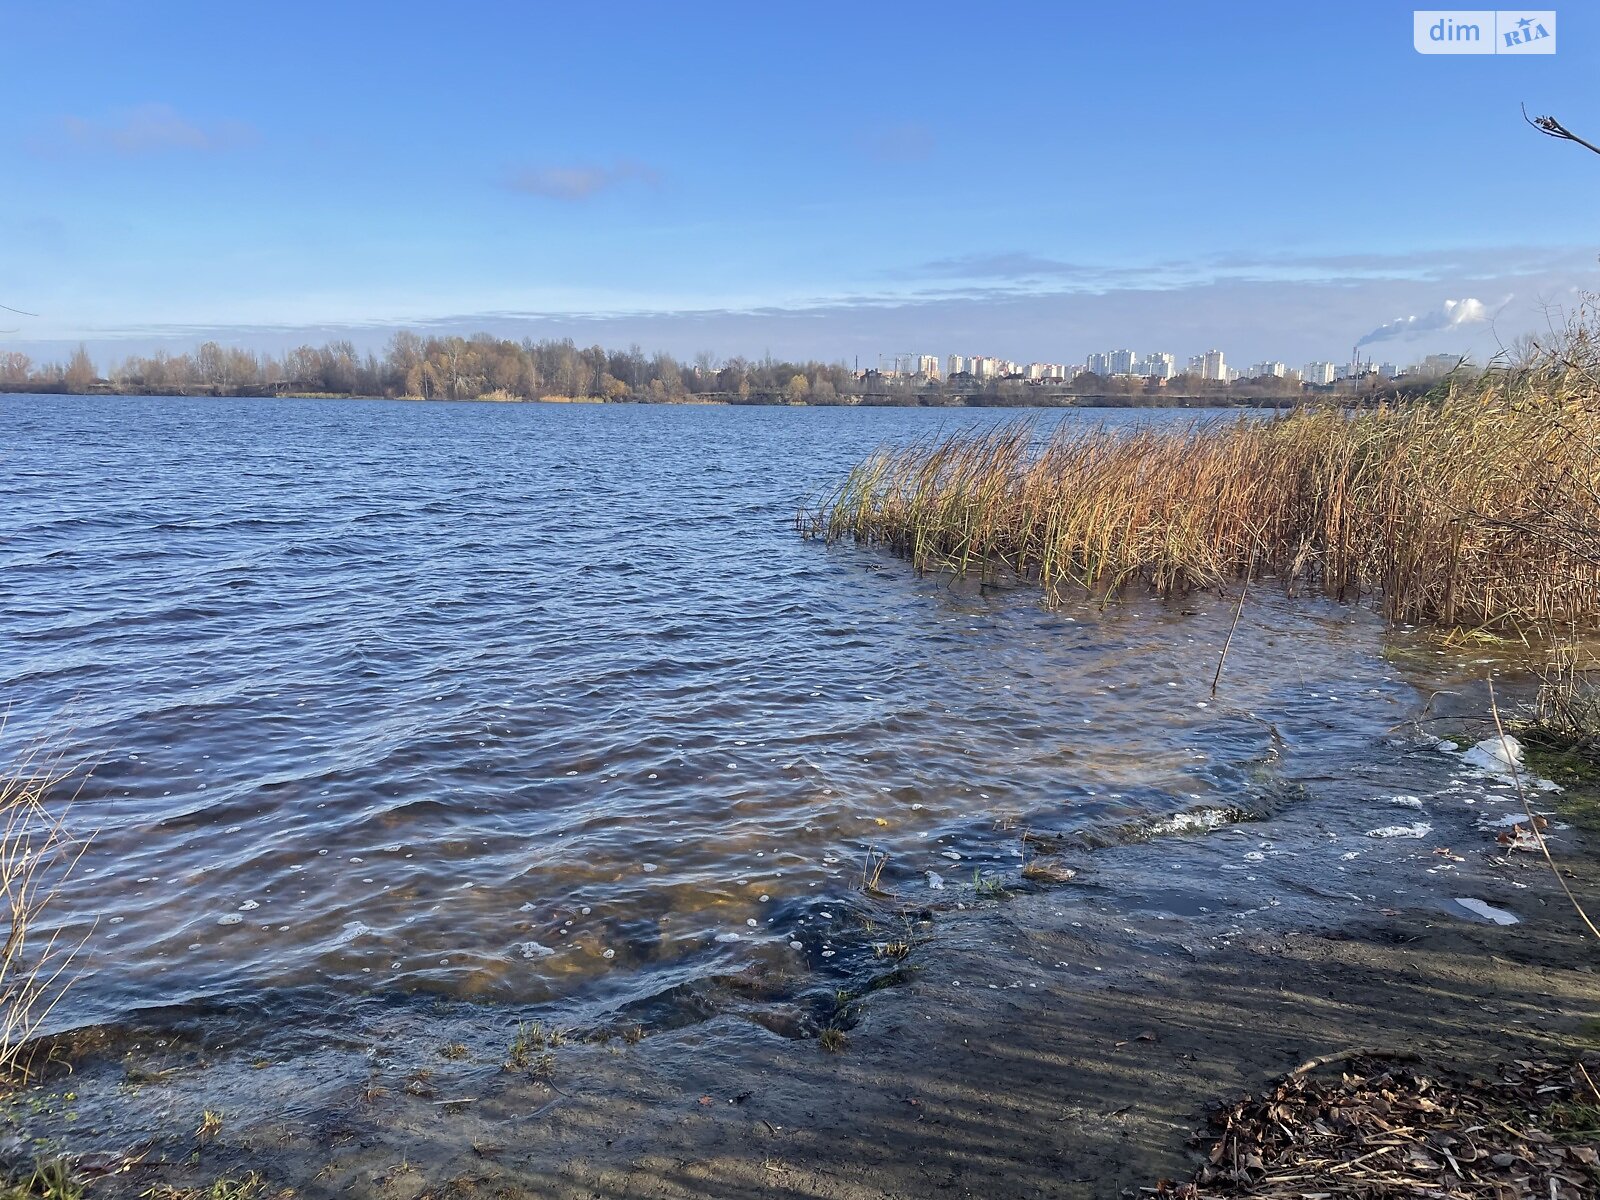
[50,103,256,156]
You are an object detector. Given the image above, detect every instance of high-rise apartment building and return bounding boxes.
[1138,352,1176,380]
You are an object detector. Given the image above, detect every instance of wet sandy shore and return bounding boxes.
[12,726,1600,1199]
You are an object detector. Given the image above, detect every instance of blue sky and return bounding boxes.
[4,0,1597,368]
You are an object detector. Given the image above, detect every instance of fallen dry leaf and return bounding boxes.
[1155,1052,1600,1198]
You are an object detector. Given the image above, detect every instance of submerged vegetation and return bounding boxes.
[0,1157,81,1200]
[801,336,1600,632]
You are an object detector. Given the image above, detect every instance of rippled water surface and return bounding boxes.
[1,395,1442,1032]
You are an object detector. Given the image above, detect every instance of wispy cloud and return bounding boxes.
[900,251,1200,292]
[861,122,935,165]
[1207,246,1582,282]
[503,160,661,201]
[16,246,1587,373]
[915,252,1095,279]
[46,103,257,156]
[900,245,1589,295]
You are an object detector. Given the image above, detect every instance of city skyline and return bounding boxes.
[877,345,1459,385]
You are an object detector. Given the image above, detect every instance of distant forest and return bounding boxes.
[0,333,1415,407]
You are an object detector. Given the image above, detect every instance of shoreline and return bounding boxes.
[0,389,1325,411]
[12,711,1598,1198]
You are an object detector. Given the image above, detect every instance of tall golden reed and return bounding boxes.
[801,360,1600,631]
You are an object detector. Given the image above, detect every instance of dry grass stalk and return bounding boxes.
[801,353,1600,631]
[1527,633,1600,758]
[859,847,891,896]
[1485,679,1600,942]
[0,743,89,1087]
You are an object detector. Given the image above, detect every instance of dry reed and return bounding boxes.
[1529,634,1600,756]
[0,744,89,1087]
[800,357,1600,631]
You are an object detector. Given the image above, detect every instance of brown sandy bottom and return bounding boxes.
[9,743,1600,1200]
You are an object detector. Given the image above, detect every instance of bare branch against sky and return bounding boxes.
[0,302,36,333]
[1523,103,1600,156]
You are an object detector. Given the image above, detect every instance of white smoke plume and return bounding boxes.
[1357,298,1489,347]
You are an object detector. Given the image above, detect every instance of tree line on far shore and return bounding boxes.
[0,335,864,403]
[0,333,1423,407]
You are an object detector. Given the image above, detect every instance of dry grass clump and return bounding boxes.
[801,354,1600,631]
[1526,637,1600,761]
[0,747,87,1087]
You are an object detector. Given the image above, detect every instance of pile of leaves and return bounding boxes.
[1150,1053,1600,1198]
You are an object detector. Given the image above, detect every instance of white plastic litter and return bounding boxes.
[926,871,945,890]
[1460,734,1522,775]
[1454,897,1519,925]
[1480,812,1538,828]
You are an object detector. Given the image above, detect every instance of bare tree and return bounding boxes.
[63,345,96,393]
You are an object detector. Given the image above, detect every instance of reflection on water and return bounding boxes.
[0,396,1436,1030]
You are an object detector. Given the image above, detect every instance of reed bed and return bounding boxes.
[800,365,1600,631]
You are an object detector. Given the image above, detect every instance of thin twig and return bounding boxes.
[1212,578,1249,698]
[1486,676,1600,940]
[1579,1061,1600,1105]
[1289,1047,1420,1076]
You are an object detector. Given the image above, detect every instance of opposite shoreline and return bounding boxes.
[1,386,1330,410]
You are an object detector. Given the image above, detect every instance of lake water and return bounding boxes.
[0,395,1446,1037]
